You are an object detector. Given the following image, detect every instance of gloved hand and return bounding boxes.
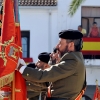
[16,58,26,70]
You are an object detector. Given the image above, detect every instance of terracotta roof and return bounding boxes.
[0,0,57,6]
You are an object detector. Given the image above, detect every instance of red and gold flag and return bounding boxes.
[0,0,20,99]
[0,0,19,87]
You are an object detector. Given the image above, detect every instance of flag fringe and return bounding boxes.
[0,72,14,88]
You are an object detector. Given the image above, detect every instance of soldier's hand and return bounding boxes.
[16,58,26,70]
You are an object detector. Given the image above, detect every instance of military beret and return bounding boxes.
[59,30,83,40]
[38,52,50,64]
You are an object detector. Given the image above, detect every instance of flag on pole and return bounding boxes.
[0,0,20,99]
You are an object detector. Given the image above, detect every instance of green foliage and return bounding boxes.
[68,0,86,16]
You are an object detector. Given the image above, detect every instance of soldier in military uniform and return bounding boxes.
[26,52,51,100]
[17,30,86,100]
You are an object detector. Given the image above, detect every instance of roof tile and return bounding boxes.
[0,0,57,6]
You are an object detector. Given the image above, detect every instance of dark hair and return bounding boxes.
[67,39,83,51]
[93,22,97,25]
[74,39,83,51]
[78,25,82,28]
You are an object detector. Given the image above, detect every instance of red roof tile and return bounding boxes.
[0,0,57,6]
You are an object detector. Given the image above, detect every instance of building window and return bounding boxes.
[21,31,30,58]
[81,6,100,35]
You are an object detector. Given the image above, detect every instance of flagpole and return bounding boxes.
[11,0,19,99]
[12,0,16,98]
[12,0,16,99]
[12,72,15,100]
[95,79,100,90]
[13,0,27,99]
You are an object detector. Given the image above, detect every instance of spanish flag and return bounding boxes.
[82,38,100,55]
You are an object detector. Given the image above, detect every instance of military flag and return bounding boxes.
[0,0,21,99]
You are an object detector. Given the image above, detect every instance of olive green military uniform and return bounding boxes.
[23,52,85,100]
[26,81,48,99]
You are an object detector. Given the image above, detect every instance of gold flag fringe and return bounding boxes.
[0,72,14,88]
